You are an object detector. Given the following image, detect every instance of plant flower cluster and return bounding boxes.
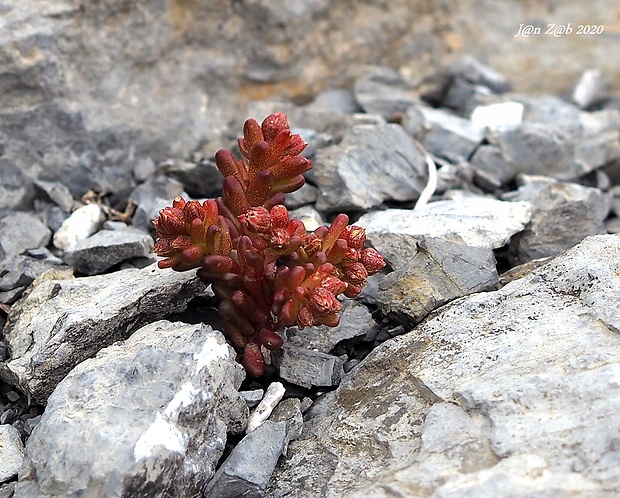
[154,113,385,377]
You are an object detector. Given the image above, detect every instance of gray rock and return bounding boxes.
[63,228,154,275]
[470,144,515,189]
[606,217,620,234]
[133,157,157,182]
[353,66,419,119]
[357,197,531,270]
[504,176,609,263]
[413,105,485,160]
[0,255,69,305]
[269,398,304,457]
[240,389,264,408]
[574,110,620,174]
[159,158,223,199]
[486,122,575,179]
[0,482,15,498]
[272,345,345,389]
[270,234,620,497]
[0,212,51,262]
[34,200,70,233]
[129,176,186,232]
[439,56,511,112]
[377,236,499,327]
[443,76,492,113]
[356,269,390,306]
[447,55,512,94]
[14,321,248,498]
[0,424,24,483]
[286,300,375,353]
[203,420,285,498]
[570,69,608,109]
[284,182,319,209]
[610,185,620,218]
[314,123,428,211]
[0,263,206,404]
[33,181,74,213]
[306,88,360,115]
[472,95,620,181]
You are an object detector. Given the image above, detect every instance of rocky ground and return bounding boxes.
[2,2,620,497]
[1,54,620,497]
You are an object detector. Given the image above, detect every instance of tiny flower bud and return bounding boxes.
[170,235,193,250]
[360,247,386,275]
[342,261,368,284]
[153,238,172,257]
[172,196,186,209]
[270,228,290,249]
[184,200,204,222]
[319,275,348,295]
[344,282,365,298]
[308,287,342,316]
[303,233,323,258]
[240,207,271,233]
[261,112,289,142]
[297,305,315,328]
[154,206,185,236]
[270,205,289,228]
[286,134,307,157]
[341,225,366,250]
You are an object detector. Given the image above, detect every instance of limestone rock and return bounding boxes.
[63,228,154,275]
[14,321,248,498]
[33,181,74,213]
[0,212,51,262]
[377,236,499,327]
[314,123,428,211]
[272,346,345,389]
[204,420,285,498]
[570,69,608,109]
[270,235,620,497]
[285,300,375,353]
[0,263,205,403]
[357,197,531,269]
[353,66,420,119]
[504,176,610,263]
[0,424,24,483]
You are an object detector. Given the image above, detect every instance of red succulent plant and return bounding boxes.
[154,113,385,377]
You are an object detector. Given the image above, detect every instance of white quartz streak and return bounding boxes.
[194,335,230,375]
[134,382,202,462]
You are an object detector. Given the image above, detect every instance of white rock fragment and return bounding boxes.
[52,204,105,251]
[470,101,524,129]
[246,382,286,433]
[357,197,532,269]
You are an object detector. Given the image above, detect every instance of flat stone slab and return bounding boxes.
[357,197,532,269]
[270,234,620,497]
[0,263,205,403]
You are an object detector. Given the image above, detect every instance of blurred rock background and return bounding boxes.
[1,0,618,209]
